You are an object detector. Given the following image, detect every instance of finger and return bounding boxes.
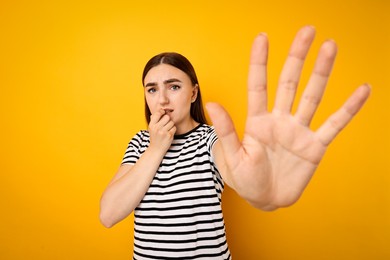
[149,109,165,125]
[247,33,269,116]
[164,120,176,136]
[168,125,177,136]
[316,84,371,146]
[273,26,316,115]
[295,40,338,126]
[156,114,171,127]
[206,102,241,159]
[162,120,175,132]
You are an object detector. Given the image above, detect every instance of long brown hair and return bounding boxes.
[142,52,208,125]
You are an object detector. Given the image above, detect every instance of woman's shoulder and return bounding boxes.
[194,124,218,142]
[199,124,216,136]
[189,124,215,137]
[130,129,150,143]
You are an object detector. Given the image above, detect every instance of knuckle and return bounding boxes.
[280,79,298,91]
[303,94,321,105]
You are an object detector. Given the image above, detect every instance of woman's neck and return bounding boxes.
[175,118,199,135]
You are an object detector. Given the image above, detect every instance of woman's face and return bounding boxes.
[143,64,198,134]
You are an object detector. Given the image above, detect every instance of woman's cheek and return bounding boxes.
[145,98,155,114]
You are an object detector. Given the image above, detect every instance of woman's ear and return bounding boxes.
[192,84,199,103]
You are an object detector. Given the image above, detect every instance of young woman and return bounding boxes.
[100,26,371,259]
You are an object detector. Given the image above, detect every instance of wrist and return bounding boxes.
[147,143,170,158]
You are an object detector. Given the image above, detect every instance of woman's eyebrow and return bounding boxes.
[164,78,182,84]
[144,82,157,87]
[144,78,182,88]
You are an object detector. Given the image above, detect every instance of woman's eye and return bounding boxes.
[147,88,156,94]
[171,85,181,91]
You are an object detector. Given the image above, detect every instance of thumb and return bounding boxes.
[206,102,241,158]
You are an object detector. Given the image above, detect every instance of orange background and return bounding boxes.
[1,0,389,259]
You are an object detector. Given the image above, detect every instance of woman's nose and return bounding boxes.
[159,90,169,104]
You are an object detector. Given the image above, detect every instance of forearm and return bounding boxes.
[99,146,165,228]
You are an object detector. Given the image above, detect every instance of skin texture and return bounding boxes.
[206,26,371,210]
[99,26,371,227]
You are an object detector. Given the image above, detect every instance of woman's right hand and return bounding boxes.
[100,109,176,228]
[148,109,176,152]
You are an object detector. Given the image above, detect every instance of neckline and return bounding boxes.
[174,123,202,139]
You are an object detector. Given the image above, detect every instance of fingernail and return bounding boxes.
[363,83,372,90]
[306,25,316,31]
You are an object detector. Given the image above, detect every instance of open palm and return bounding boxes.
[206,26,370,210]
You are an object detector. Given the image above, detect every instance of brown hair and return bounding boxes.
[142,52,207,125]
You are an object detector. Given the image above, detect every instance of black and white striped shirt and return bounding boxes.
[122,124,231,259]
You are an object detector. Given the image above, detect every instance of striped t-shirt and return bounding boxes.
[122,124,231,260]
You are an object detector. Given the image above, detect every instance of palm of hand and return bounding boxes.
[206,26,370,209]
[237,113,325,208]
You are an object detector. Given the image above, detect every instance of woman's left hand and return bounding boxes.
[206,26,371,210]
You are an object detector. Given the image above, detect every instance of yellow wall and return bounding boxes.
[1,0,389,259]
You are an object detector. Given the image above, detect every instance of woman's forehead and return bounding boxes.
[144,64,190,83]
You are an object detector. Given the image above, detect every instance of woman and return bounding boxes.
[100,26,371,259]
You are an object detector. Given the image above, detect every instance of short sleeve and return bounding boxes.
[206,126,218,154]
[121,131,150,165]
